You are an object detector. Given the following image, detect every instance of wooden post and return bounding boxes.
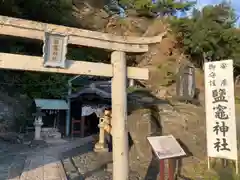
[236,159,239,174]
[168,159,174,180]
[81,116,85,138]
[66,82,72,136]
[129,79,135,87]
[159,160,165,180]
[208,157,211,169]
[159,159,174,180]
[111,51,129,180]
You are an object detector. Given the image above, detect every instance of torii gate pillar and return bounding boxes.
[0,15,166,180]
[111,51,129,180]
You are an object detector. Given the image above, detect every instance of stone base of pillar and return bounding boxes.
[105,162,113,172]
[34,125,42,140]
[94,142,109,152]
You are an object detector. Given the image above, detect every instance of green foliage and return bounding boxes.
[152,0,195,16]
[0,0,73,25]
[19,72,69,98]
[0,0,114,98]
[170,2,240,67]
[120,0,195,16]
[0,0,80,98]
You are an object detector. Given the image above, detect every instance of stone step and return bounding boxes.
[62,158,83,180]
[19,151,67,180]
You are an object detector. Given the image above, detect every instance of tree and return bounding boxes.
[120,0,195,17]
[170,2,240,67]
[0,0,73,25]
[0,0,75,98]
[151,0,195,16]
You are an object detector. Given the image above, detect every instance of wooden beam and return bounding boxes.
[0,26,148,53]
[0,53,149,80]
[0,15,166,52]
[0,15,165,44]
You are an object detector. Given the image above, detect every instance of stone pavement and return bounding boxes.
[19,152,66,180]
[0,136,94,180]
[18,137,94,180]
[0,142,30,180]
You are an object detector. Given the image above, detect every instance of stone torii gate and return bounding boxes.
[0,15,165,180]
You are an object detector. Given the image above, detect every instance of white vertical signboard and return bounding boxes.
[204,60,238,165]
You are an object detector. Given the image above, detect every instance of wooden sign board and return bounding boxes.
[43,32,68,68]
[147,135,186,160]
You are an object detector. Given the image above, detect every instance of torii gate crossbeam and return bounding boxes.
[0,15,165,180]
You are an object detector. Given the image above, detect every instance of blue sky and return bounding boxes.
[175,0,240,25]
[196,0,240,25]
[192,0,240,16]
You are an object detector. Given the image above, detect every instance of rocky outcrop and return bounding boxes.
[128,108,161,164]
[126,88,183,178]
[127,90,164,178]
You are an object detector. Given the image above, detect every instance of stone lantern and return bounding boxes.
[32,107,45,140]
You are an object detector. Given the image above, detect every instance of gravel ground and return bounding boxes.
[61,142,143,180]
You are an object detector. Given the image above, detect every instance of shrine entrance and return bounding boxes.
[0,15,164,180]
[70,100,109,138]
[69,79,112,137]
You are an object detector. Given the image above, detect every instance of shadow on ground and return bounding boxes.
[61,141,113,180]
[210,159,239,180]
[4,137,94,180]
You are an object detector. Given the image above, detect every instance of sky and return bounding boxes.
[195,0,240,25]
[174,0,240,25]
[192,0,240,16]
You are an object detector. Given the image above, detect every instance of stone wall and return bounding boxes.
[0,93,34,132]
[0,100,14,132]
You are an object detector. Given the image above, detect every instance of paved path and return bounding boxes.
[0,142,30,180]
[19,137,93,180]
[19,152,66,180]
[0,137,93,180]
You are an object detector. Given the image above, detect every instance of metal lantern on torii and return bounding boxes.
[94,108,112,152]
